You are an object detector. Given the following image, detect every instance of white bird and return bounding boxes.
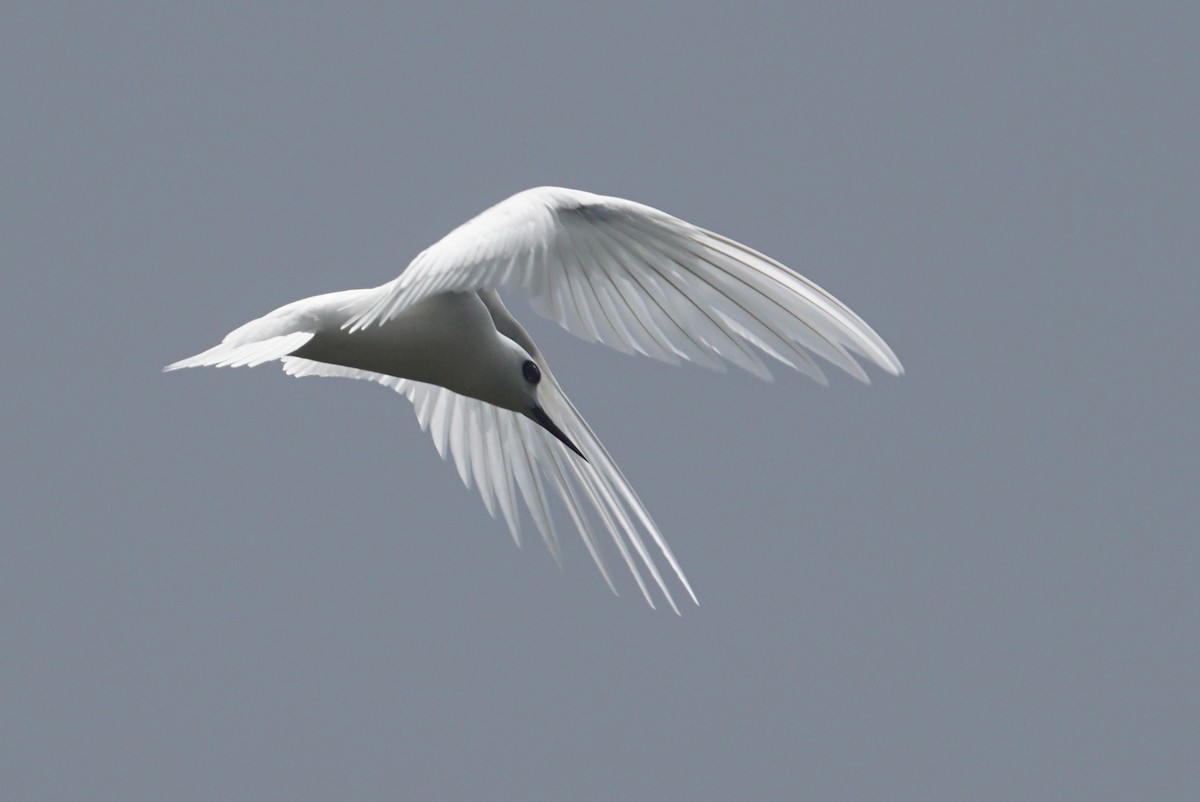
[167,187,902,612]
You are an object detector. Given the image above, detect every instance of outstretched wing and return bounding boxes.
[164,289,365,372]
[344,186,903,383]
[164,332,314,370]
[280,355,695,613]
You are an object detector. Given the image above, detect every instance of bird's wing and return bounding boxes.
[280,355,694,612]
[164,332,314,370]
[344,186,902,383]
[164,289,366,371]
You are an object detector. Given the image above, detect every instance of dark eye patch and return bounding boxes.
[522,360,541,384]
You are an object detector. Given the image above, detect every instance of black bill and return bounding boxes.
[529,405,587,461]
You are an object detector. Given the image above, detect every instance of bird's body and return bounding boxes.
[167,186,902,611]
[291,291,525,408]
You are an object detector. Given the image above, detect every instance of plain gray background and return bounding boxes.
[3,3,1197,800]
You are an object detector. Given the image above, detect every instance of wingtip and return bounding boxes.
[162,357,196,372]
[663,585,699,615]
[869,339,905,378]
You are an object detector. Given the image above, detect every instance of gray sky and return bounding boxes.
[3,3,1197,800]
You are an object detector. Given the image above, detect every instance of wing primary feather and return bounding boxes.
[586,223,726,370]
[570,228,662,357]
[507,413,562,563]
[698,230,902,375]
[484,405,521,543]
[623,226,829,378]
[527,240,568,326]
[567,455,661,610]
[575,457,681,614]
[467,402,496,517]
[447,393,473,488]
[586,437,697,607]
[620,220,849,378]
[539,374,698,607]
[549,231,601,342]
[560,229,634,353]
[413,383,437,428]
[428,389,452,458]
[684,234,869,380]
[615,217,849,381]
[635,220,870,379]
[522,239,553,299]
[579,226,687,363]
[166,332,315,371]
[613,235,775,380]
[542,440,624,598]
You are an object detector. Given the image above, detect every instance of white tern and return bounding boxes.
[167,187,903,611]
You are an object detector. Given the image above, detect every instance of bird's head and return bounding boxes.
[492,337,586,461]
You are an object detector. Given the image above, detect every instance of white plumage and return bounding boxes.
[167,187,902,611]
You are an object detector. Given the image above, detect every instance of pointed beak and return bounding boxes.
[529,406,587,461]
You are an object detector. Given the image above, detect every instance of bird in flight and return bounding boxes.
[167,187,902,612]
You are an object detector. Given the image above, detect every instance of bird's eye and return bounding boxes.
[522,360,541,384]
